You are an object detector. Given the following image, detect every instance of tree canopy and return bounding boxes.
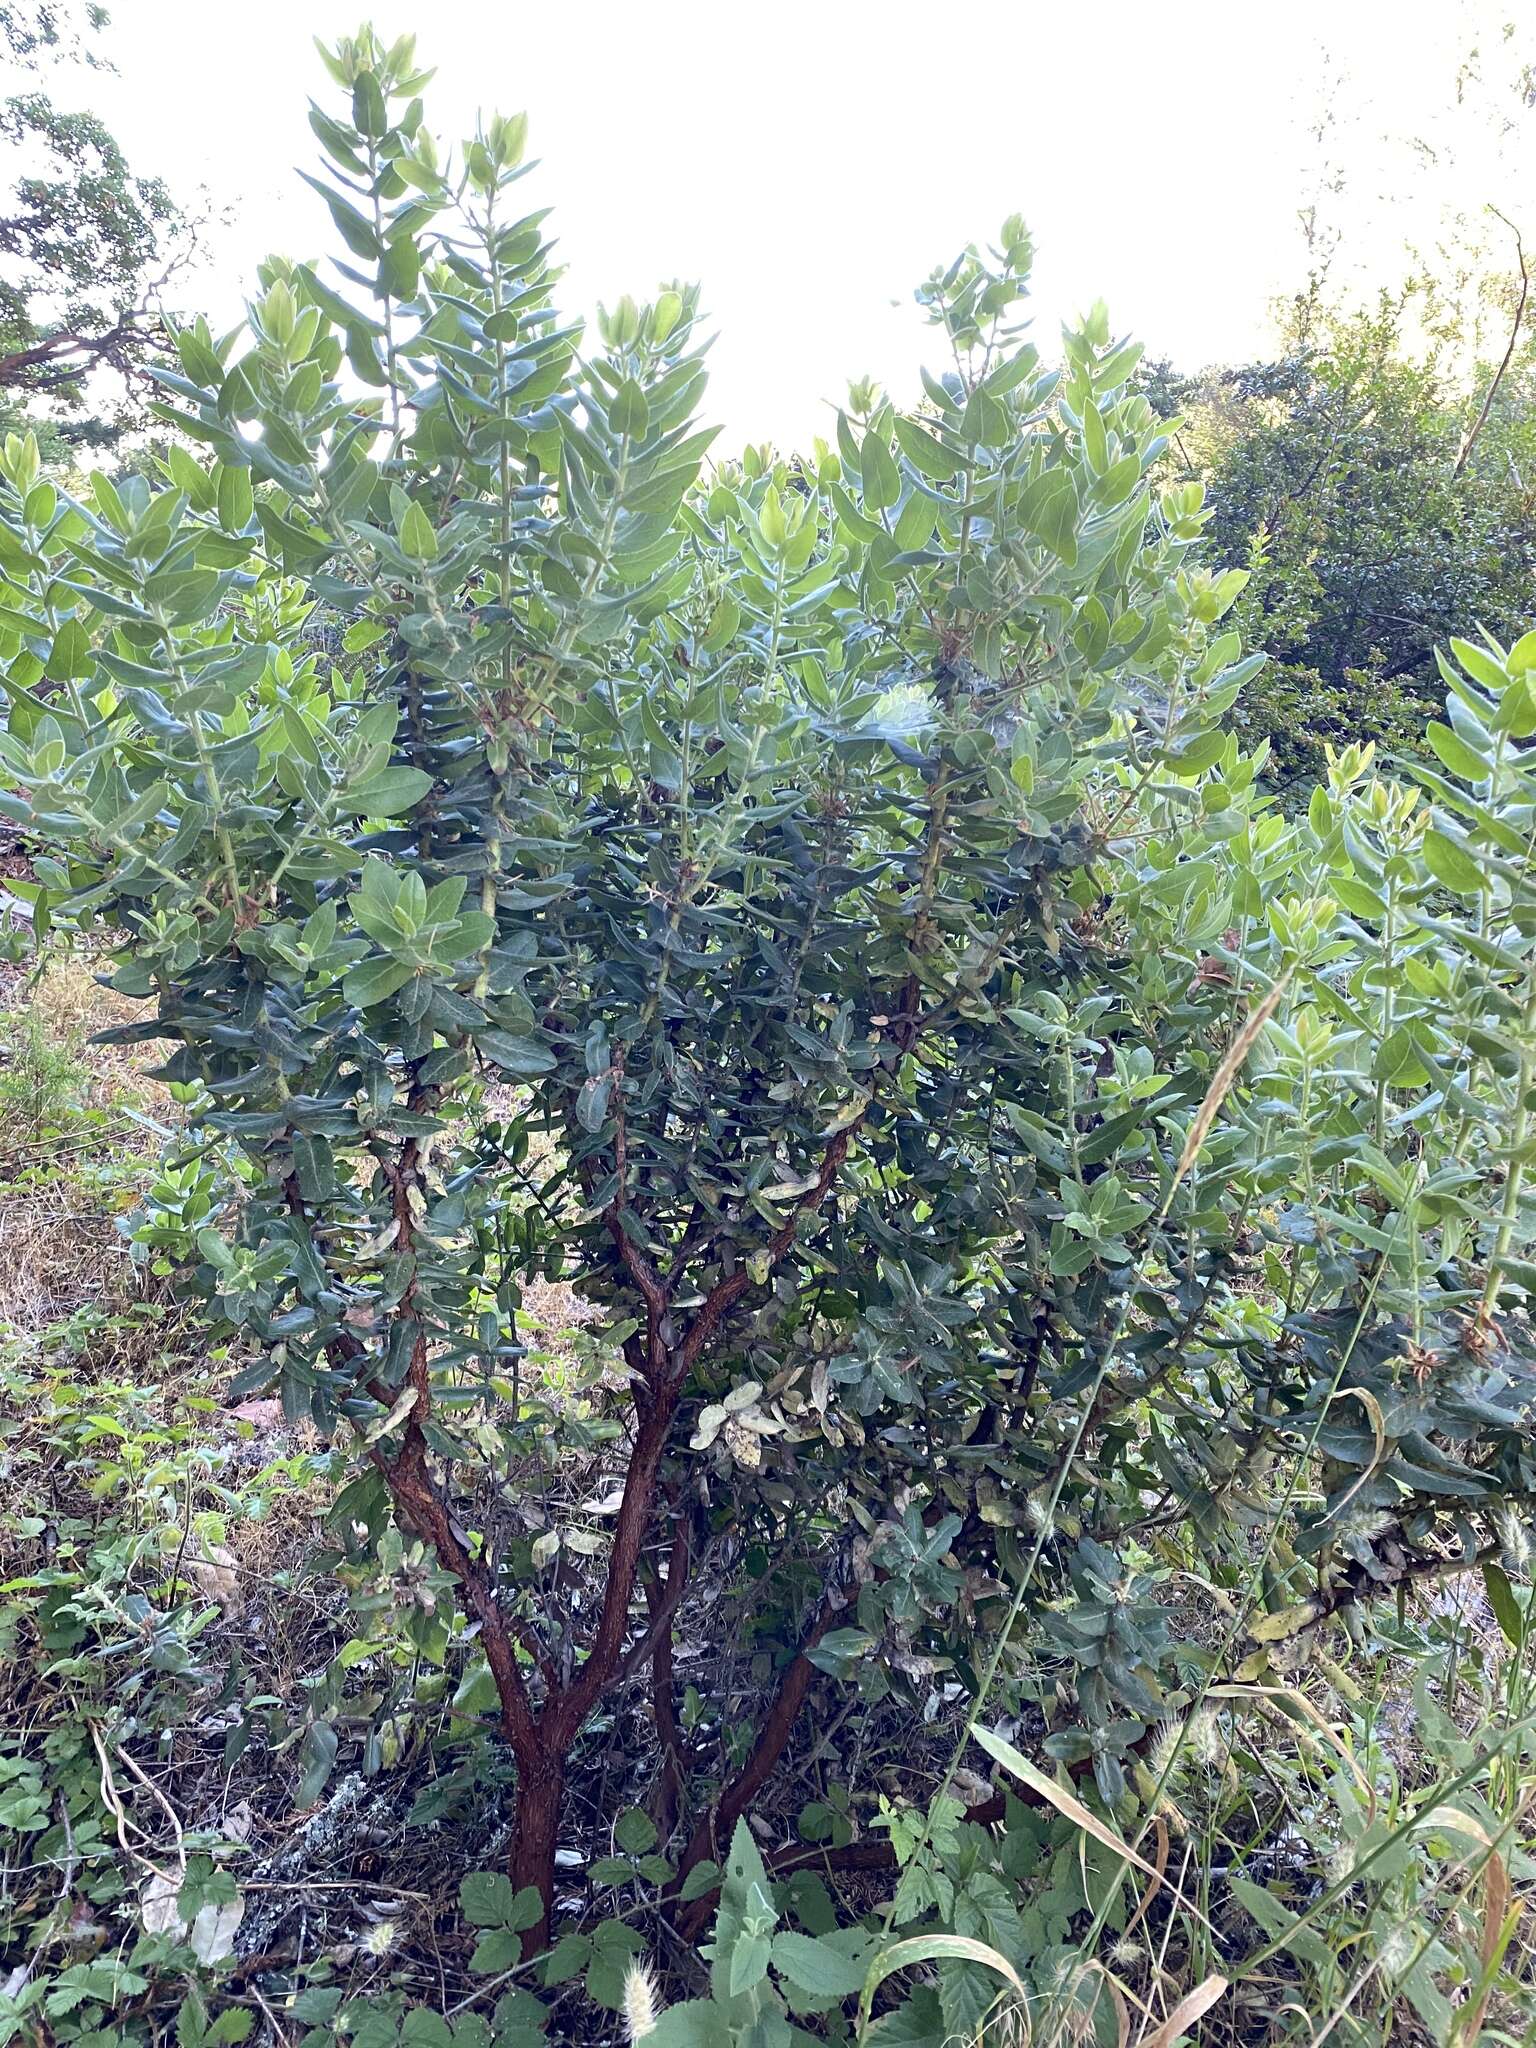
[0,2,188,450]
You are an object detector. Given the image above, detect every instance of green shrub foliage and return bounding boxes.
[3,27,1536,2017]
[1150,290,1536,790]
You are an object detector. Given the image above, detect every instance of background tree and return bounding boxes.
[1149,282,1536,789]
[1143,1,1536,796]
[0,1,190,453]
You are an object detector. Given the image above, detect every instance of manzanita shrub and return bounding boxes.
[3,26,1536,2036]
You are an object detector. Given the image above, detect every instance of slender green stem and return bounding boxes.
[1480,975,1536,1318]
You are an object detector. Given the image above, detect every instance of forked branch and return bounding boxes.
[1452,206,1529,482]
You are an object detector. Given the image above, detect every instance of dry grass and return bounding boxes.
[0,950,175,1338]
[5,944,172,1113]
[0,1178,145,1336]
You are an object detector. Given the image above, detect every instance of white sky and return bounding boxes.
[57,0,1536,446]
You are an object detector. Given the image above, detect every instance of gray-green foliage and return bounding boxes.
[0,21,1246,1893]
[2,23,1536,2034]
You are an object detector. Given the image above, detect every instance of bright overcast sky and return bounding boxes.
[71,0,1536,447]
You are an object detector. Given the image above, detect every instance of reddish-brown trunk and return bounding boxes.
[647,1577,686,1842]
[509,1748,565,1959]
[674,1597,836,1892]
[639,1514,690,1841]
